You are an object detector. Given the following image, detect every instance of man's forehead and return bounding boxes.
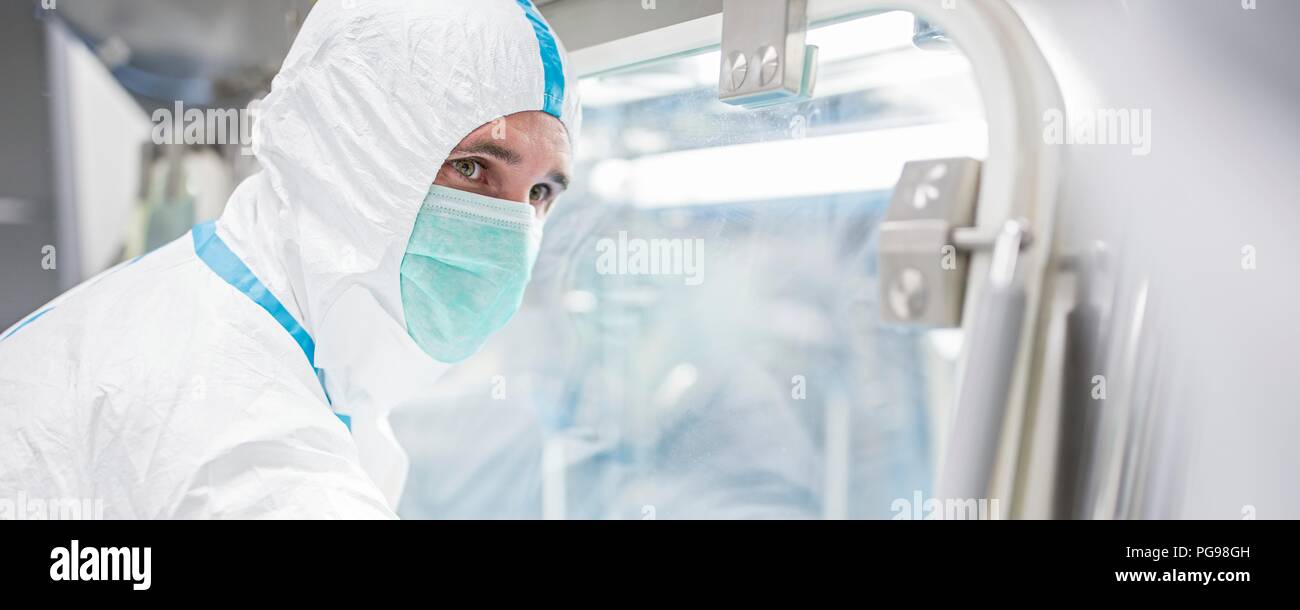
[458,115,569,153]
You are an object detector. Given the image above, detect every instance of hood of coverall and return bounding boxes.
[216,0,582,416]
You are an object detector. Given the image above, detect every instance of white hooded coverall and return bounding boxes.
[0,0,582,518]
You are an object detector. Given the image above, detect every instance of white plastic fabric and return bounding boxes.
[0,0,581,519]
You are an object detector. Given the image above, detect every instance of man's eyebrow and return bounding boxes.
[454,141,523,165]
[549,171,571,190]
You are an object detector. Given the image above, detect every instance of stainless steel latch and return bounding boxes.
[878,157,1032,327]
[718,0,819,108]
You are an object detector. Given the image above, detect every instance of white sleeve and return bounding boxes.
[170,437,399,519]
[165,391,399,520]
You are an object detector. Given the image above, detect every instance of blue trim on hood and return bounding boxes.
[515,0,566,119]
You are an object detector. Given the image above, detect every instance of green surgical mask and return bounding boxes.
[400,184,542,363]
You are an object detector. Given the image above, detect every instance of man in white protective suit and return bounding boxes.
[0,0,581,519]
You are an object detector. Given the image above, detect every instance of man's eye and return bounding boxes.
[451,159,480,179]
[530,184,550,202]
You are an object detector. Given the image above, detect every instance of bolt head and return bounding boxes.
[888,268,929,320]
[725,51,749,91]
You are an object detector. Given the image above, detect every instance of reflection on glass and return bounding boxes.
[395,11,986,519]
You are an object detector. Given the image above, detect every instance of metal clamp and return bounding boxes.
[878,158,971,326]
[878,157,1033,327]
[718,0,819,108]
